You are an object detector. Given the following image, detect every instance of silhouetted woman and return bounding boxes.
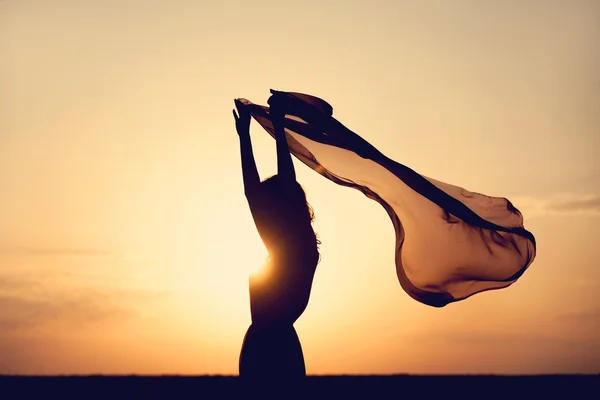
[233,93,320,381]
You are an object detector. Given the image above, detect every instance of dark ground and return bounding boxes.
[1,375,598,399]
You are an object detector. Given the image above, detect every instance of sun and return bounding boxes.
[164,188,269,327]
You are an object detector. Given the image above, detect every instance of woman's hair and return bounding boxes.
[260,175,321,248]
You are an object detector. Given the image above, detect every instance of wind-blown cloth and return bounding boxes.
[240,91,536,308]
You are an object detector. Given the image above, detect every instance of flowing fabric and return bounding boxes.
[240,91,536,308]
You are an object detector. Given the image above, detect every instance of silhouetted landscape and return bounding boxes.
[1,375,598,399]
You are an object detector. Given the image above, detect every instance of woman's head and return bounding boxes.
[259,175,321,263]
[260,175,315,225]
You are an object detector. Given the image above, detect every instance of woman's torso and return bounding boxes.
[246,188,319,325]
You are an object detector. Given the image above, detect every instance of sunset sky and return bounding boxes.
[1,0,599,375]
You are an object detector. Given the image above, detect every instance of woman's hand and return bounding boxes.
[267,91,290,125]
[233,99,251,137]
[268,91,313,124]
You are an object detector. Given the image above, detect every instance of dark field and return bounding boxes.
[1,375,598,399]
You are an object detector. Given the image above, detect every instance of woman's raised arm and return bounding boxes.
[233,99,260,197]
[268,93,296,182]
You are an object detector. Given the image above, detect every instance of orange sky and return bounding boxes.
[0,0,599,375]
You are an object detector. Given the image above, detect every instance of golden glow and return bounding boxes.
[0,0,599,375]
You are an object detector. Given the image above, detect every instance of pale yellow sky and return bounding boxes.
[0,0,599,375]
